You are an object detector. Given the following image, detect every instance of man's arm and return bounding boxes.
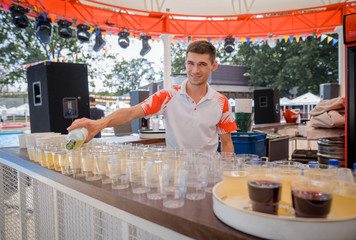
[219,133,235,153]
[67,104,145,142]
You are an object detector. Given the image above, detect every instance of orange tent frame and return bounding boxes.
[1,0,356,38]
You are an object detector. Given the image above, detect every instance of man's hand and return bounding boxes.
[67,117,104,143]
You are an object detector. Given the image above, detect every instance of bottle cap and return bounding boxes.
[65,140,76,150]
[328,159,339,166]
[308,161,318,168]
[354,163,356,169]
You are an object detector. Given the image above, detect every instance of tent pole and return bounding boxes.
[335,26,345,97]
[160,34,174,89]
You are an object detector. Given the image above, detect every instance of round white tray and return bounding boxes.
[212,181,356,240]
[139,130,166,139]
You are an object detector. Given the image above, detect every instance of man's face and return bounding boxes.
[185,52,218,86]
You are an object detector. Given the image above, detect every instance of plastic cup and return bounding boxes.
[107,157,129,190]
[204,153,225,193]
[18,134,29,149]
[81,150,100,181]
[222,158,248,199]
[185,159,209,200]
[127,157,151,194]
[67,150,84,179]
[57,150,71,175]
[162,161,187,208]
[273,161,302,206]
[247,173,283,215]
[145,160,166,200]
[331,181,356,219]
[93,153,111,184]
[290,177,333,218]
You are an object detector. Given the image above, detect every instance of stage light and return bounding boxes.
[57,20,72,39]
[224,36,235,53]
[76,24,91,42]
[93,30,106,52]
[118,31,130,49]
[267,35,277,48]
[9,4,29,29]
[36,15,52,45]
[140,35,152,57]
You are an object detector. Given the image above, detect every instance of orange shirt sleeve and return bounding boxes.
[217,96,237,134]
[139,88,177,116]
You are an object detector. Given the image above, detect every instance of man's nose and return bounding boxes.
[191,65,200,73]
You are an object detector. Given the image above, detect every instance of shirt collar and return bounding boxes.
[179,79,215,100]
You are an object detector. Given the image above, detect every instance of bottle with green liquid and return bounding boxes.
[65,127,88,150]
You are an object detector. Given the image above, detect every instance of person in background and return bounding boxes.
[89,96,105,138]
[69,40,237,153]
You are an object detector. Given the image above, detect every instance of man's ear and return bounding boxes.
[212,61,218,72]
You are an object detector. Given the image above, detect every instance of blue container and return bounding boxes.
[217,132,267,157]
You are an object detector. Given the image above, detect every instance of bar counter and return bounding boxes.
[0,146,262,240]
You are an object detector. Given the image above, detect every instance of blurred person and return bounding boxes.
[68,40,237,153]
[89,97,105,138]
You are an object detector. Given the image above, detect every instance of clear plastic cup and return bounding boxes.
[247,173,283,215]
[67,150,84,179]
[290,177,333,218]
[57,150,71,175]
[185,158,209,200]
[162,160,187,208]
[222,158,248,199]
[127,156,152,194]
[81,150,100,181]
[145,160,166,200]
[331,181,356,219]
[107,154,130,190]
[93,153,112,184]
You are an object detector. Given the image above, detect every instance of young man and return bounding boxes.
[68,40,237,153]
[89,96,105,138]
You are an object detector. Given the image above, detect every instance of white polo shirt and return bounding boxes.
[140,80,237,152]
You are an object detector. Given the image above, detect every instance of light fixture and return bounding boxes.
[57,20,72,39]
[140,35,151,57]
[36,15,52,45]
[93,30,106,52]
[224,36,235,53]
[118,31,130,49]
[76,24,91,42]
[267,35,277,48]
[9,4,29,29]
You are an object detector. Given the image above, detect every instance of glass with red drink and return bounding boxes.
[247,173,283,215]
[291,177,333,218]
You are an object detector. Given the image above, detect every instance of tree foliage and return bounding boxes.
[170,36,338,97]
[0,10,84,91]
[234,36,338,97]
[105,58,162,96]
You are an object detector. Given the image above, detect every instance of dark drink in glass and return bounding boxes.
[292,189,332,218]
[248,180,282,215]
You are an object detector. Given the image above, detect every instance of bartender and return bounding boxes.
[68,40,237,153]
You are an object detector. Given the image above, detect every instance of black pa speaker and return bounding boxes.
[253,89,280,124]
[320,83,339,100]
[130,90,149,133]
[27,62,90,134]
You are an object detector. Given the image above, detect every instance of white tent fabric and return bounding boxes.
[280,97,292,106]
[290,92,321,106]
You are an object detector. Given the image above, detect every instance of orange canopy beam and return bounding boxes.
[1,0,356,38]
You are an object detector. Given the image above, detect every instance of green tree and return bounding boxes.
[236,35,338,97]
[105,58,163,96]
[0,10,86,91]
[170,41,186,74]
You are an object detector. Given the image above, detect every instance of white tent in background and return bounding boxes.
[289,92,321,113]
[280,97,292,109]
